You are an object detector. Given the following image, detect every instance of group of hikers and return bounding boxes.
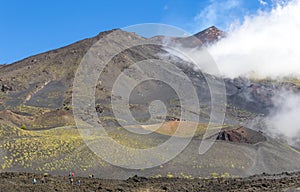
[68,171,81,186]
[32,171,81,187]
[32,174,46,185]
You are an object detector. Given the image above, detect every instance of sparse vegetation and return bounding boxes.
[211,172,219,179]
[21,124,27,130]
[0,125,105,172]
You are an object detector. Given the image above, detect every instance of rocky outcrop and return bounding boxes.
[216,127,266,144]
[194,26,226,44]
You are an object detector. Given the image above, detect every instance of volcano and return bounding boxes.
[0,26,299,180]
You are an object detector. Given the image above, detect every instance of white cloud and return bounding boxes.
[196,0,300,148]
[258,0,268,6]
[207,0,300,78]
[194,0,242,31]
[271,0,290,7]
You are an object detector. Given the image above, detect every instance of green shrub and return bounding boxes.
[211,172,219,179]
[21,124,27,130]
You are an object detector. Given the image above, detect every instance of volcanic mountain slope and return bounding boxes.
[0,27,299,179]
[0,26,288,129]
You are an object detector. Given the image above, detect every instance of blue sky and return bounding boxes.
[0,0,272,64]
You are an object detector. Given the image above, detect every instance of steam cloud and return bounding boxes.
[205,0,300,147]
[266,91,300,147]
[208,0,300,78]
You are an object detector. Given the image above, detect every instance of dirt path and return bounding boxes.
[0,172,300,191]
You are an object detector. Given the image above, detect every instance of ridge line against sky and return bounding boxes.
[0,0,282,64]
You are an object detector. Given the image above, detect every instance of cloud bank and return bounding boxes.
[207,0,300,78]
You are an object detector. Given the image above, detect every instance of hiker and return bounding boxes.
[69,171,72,177]
[70,177,74,186]
[41,177,45,185]
[72,172,75,177]
[33,178,37,185]
[77,179,81,186]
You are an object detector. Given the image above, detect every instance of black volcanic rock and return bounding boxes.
[1,171,300,191]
